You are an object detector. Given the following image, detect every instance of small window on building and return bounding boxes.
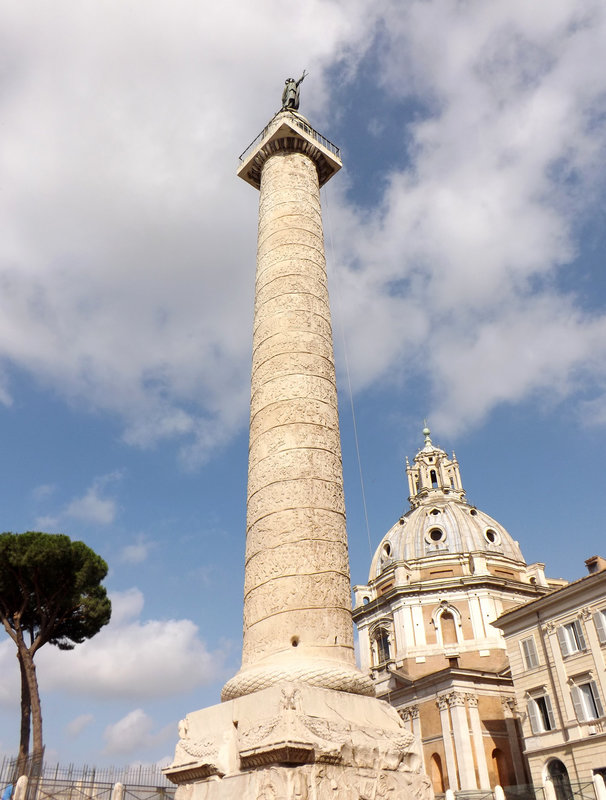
[373,627,391,665]
[485,528,499,544]
[527,694,556,733]
[383,542,391,557]
[430,469,438,488]
[571,680,604,722]
[429,528,444,542]
[557,620,587,656]
[470,508,477,516]
[520,636,539,669]
[430,508,440,516]
[593,609,606,645]
[440,611,458,645]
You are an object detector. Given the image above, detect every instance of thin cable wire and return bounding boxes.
[322,184,373,560]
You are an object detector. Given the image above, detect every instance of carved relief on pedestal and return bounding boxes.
[169,717,227,783]
[237,686,420,777]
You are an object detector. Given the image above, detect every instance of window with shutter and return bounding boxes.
[571,684,586,721]
[572,681,605,721]
[573,620,587,650]
[528,694,556,732]
[557,625,571,657]
[521,636,539,669]
[527,698,541,733]
[589,681,605,718]
[558,621,587,656]
[594,610,606,645]
[541,694,556,730]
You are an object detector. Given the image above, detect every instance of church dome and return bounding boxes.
[368,428,526,582]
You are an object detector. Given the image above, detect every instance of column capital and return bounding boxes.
[447,691,467,708]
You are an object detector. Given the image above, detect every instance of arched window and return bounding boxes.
[429,753,445,793]
[372,627,391,665]
[434,605,461,647]
[547,759,573,800]
[440,611,457,645]
[430,469,438,488]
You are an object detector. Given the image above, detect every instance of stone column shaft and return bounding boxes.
[223,113,373,701]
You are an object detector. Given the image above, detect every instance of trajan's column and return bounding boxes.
[165,83,432,800]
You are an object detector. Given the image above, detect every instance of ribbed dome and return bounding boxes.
[368,428,526,581]
[369,497,525,581]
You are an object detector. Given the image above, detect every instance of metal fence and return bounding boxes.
[0,758,175,800]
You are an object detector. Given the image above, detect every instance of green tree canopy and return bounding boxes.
[0,532,111,770]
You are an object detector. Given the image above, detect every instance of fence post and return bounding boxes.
[13,775,28,800]
[112,782,124,800]
[593,773,606,800]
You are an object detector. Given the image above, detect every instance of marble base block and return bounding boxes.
[164,682,433,800]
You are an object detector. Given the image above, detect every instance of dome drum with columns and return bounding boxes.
[353,428,565,793]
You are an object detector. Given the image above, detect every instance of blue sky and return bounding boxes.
[1,0,606,770]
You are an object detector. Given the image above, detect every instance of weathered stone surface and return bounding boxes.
[166,112,430,800]
[165,683,431,797]
[245,507,346,559]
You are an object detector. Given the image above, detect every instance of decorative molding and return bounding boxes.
[447,691,467,707]
[437,695,450,712]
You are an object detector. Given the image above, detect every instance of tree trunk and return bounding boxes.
[18,645,44,764]
[17,656,31,776]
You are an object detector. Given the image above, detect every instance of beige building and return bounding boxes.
[353,428,566,794]
[494,555,606,794]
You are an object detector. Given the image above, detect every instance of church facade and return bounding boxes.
[352,428,566,793]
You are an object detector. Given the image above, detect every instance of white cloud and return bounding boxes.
[109,588,145,625]
[32,484,55,502]
[66,713,94,737]
[64,472,122,525]
[328,0,606,433]
[0,0,605,459]
[103,709,173,757]
[35,472,123,529]
[37,589,225,698]
[0,0,377,466]
[120,536,152,565]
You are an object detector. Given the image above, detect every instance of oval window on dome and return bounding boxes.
[383,542,392,557]
[428,528,444,542]
[485,528,500,545]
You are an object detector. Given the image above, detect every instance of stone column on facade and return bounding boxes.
[447,692,477,790]
[437,695,459,791]
[409,705,425,771]
[502,697,529,784]
[466,693,490,789]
